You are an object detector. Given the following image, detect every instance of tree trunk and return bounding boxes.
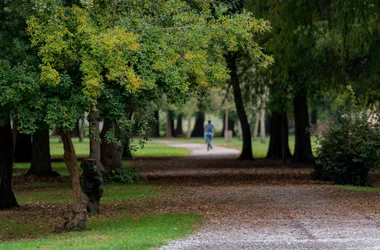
[293,95,313,163]
[88,109,104,172]
[175,114,183,136]
[259,108,266,143]
[220,113,236,137]
[14,133,32,162]
[252,113,259,140]
[227,54,253,160]
[80,158,103,214]
[100,119,123,171]
[265,115,271,136]
[26,128,59,177]
[150,110,160,138]
[122,138,133,159]
[0,122,19,210]
[78,116,85,142]
[165,110,176,138]
[266,111,291,159]
[55,129,88,232]
[191,112,205,137]
[311,108,318,126]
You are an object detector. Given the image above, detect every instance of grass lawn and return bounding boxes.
[50,138,190,157]
[334,185,380,192]
[0,214,200,250]
[153,135,318,158]
[14,183,159,204]
[1,182,201,249]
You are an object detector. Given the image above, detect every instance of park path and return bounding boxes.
[155,140,240,158]
[148,141,380,250]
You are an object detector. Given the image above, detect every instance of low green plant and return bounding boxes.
[103,167,143,184]
[314,87,380,186]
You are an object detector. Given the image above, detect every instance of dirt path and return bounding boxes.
[155,140,240,158]
[155,184,380,250]
[136,143,380,249]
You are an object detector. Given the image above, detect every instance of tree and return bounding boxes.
[21,0,272,229]
[26,127,60,177]
[0,117,19,210]
[191,112,205,137]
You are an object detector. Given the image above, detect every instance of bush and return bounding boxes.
[103,167,143,184]
[314,111,380,186]
[314,86,380,186]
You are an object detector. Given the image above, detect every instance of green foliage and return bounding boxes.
[103,167,143,184]
[314,88,380,186]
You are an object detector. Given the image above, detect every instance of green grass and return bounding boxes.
[0,214,201,250]
[152,135,318,158]
[14,183,159,204]
[50,138,190,157]
[335,185,380,192]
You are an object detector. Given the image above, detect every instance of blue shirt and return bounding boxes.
[205,124,214,133]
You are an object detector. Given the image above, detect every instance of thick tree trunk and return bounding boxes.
[267,111,291,159]
[14,133,32,162]
[0,122,19,210]
[191,112,205,137]
[26,128,59,177]
[165,110,176,138]
[175,114,184,136]
[150,110,160,138]
[265,115,271,136]
[88,109,104,172]
[220,113,236,137]
[100,119,123,171]
[227,54,253,160]
[80,159,103,214]
[55,129,88,232]
[293,95,313,163]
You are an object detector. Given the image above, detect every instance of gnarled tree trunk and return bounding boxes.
[0,122,19,210]
[227,53,253,160]
[55,129,88,232]
[100,119,123,171]
[293,95,313,163]
[88,109,104,172]
[26,128,59,177]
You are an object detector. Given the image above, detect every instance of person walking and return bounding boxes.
[204,120,215,149]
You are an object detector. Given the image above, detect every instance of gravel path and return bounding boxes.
[149,141,380,250]
[157,185,380,250]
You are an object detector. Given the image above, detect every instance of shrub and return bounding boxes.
[314,86,380,186]
[314,110,380,186]
[103,167,143,184]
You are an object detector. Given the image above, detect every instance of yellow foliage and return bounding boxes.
[40,65,60,85]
